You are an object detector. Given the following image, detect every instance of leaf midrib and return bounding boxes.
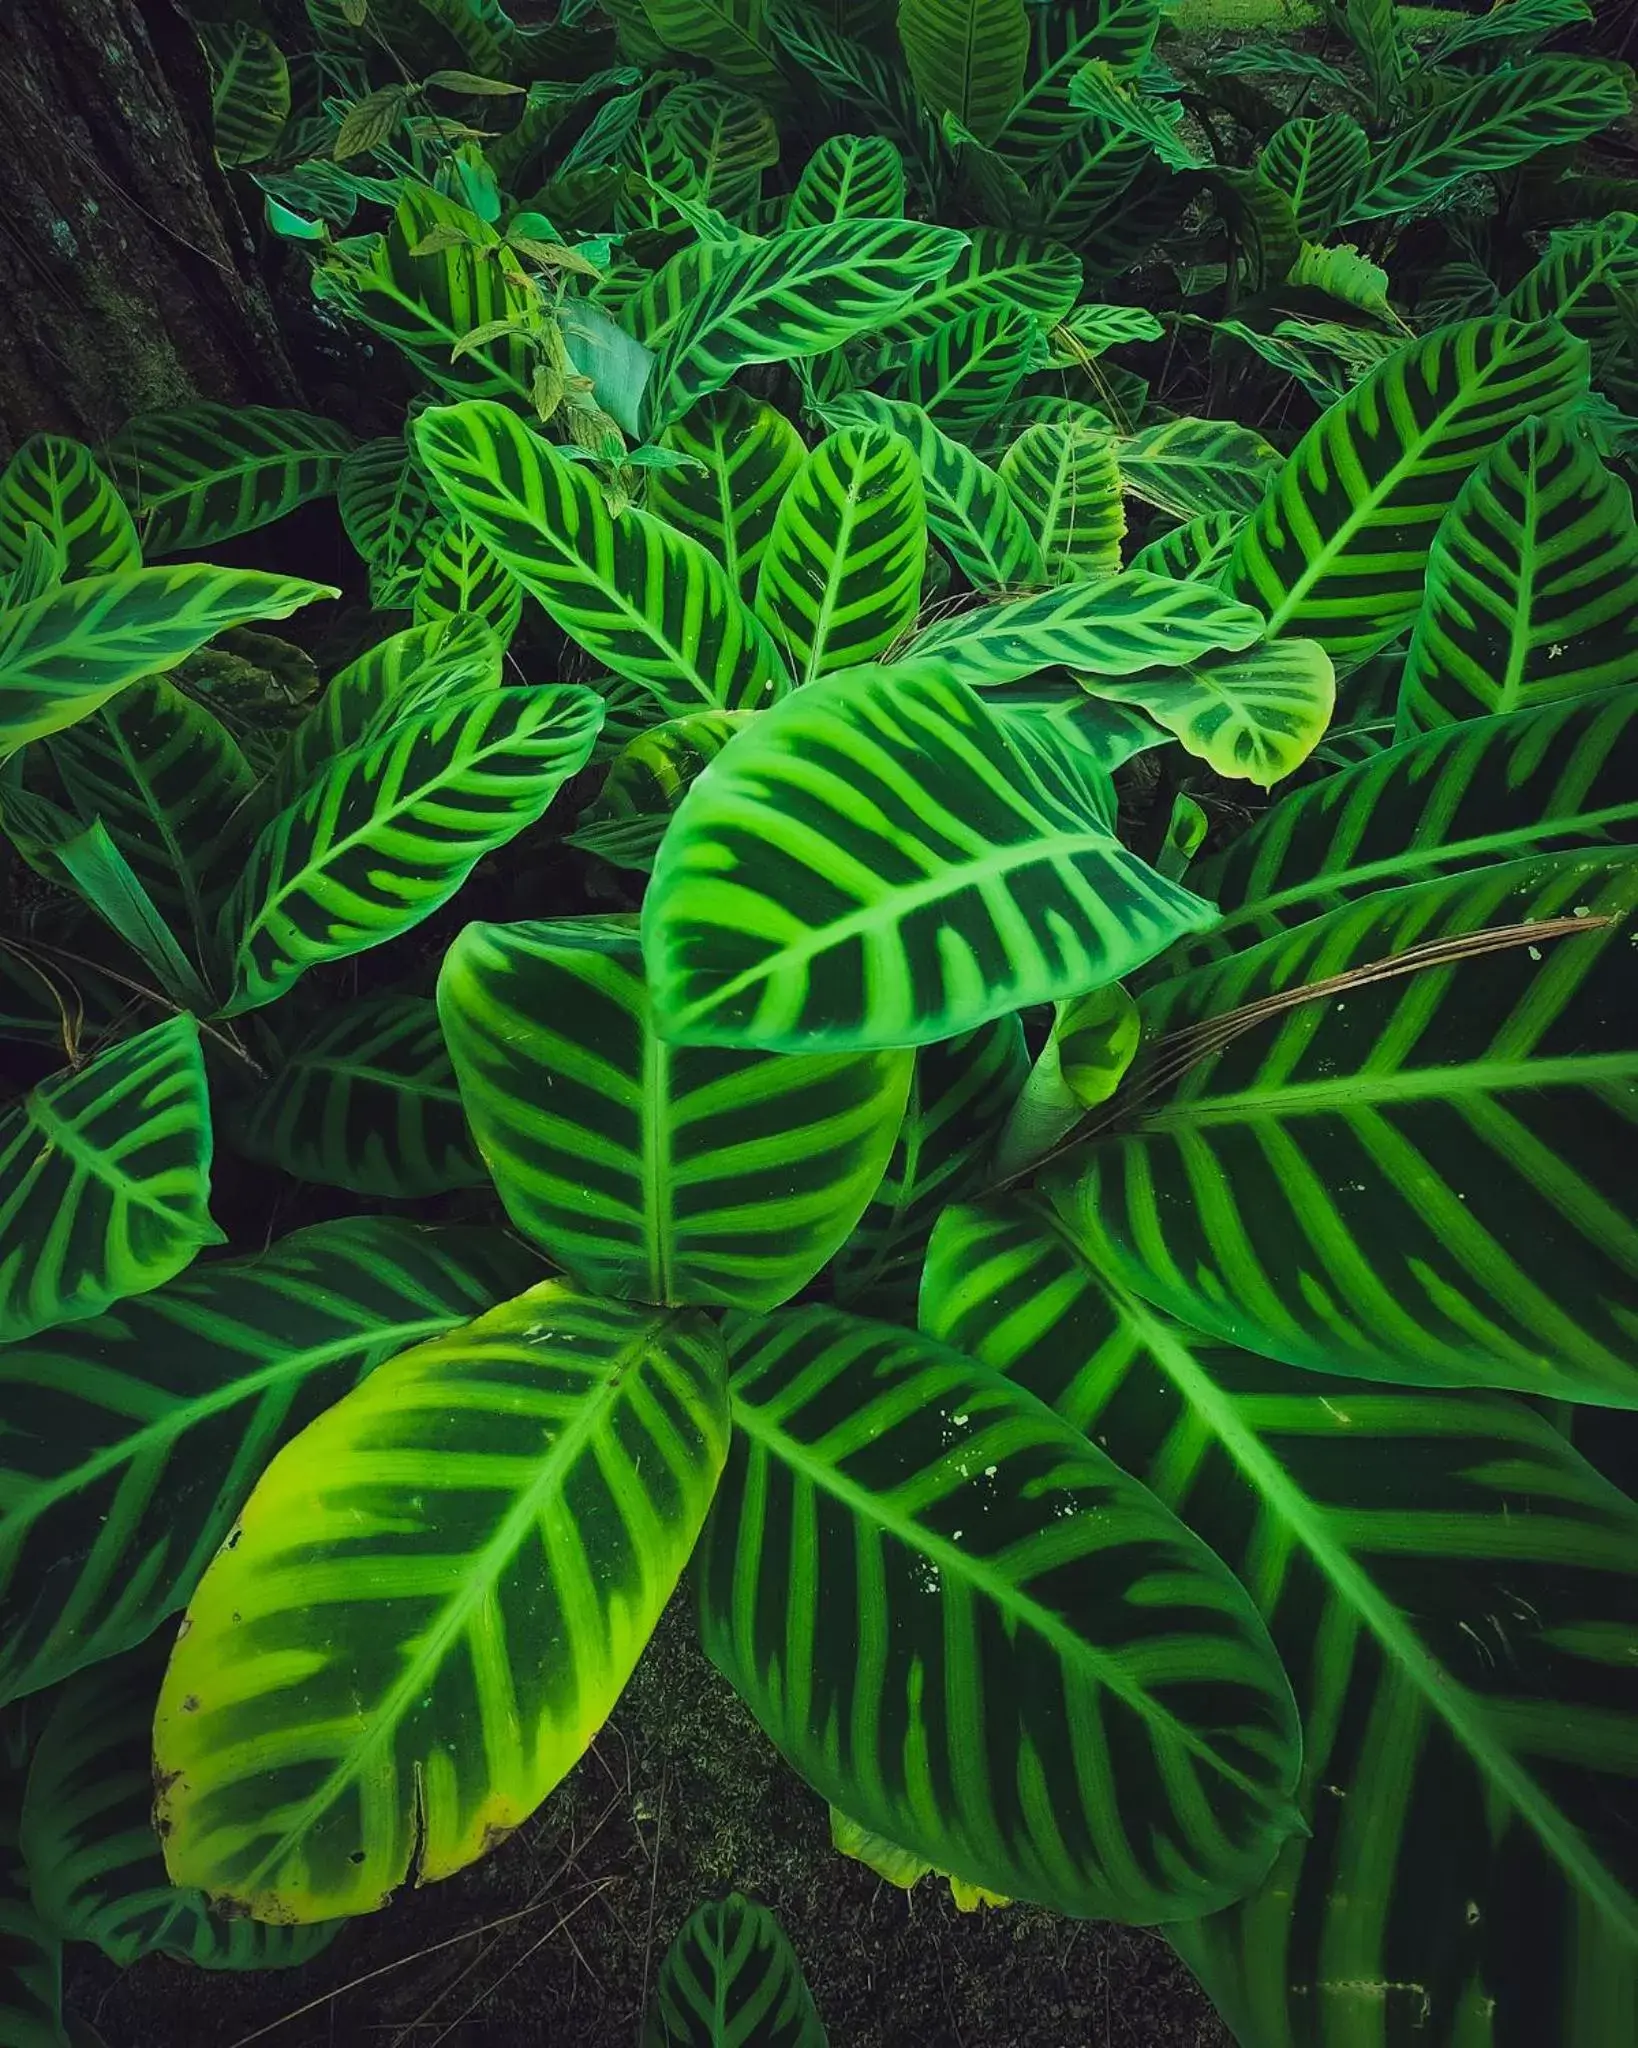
[1140,1051,1635,1128]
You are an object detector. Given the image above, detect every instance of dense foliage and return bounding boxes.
[1,0,1636,2043]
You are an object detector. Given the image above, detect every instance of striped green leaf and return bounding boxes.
[0,563,334,753]
[1185,690,1638,967]
[1069,61,1205,172]
[922,1196,1638,2048]
[1054,849,1638,1406]
[230,997,484,1198]
[21,1635,336,1969]
[994,0,1163,163]
[908,570,1264,688]
[46,676,257,970]
[1228,318,1590,663]
[1399,416,1638,732]
[439,917,911,1307]
[819,391,1045,593]
[0,439,139,583]
[754,428,926,681]
[1117,418,1283,524]
[1128,510,1241,583]
[411,516,525,646]
[1083,639,1336,788]
[1425,0,1594,64]
[788,134,906,229]
[877,228,1082,344]
[0,1017,218,1347]
[0,1732,62,2048]
[415,401,791,717]
[999,420,1124,582]
[641,0,784,92]
[650,392,807,603]
[1048,301,1164,362]
[337,435,443,605]
[647,218,970,429]
[570,712,753,874]
[631,81,780,226]
[198,22,290,167]
[898,0,1030,147]
[646,1894,827,2048]
[889,307,1044,443]
[154,1284,729,1922]
[220,680,604,1015]
[765,1,939,176]
[1339,59,1631,226]
[105,405,352,555]
[0,1218,534,1706]
[1256,115,1369,242]
[643,661,1216,1051]
[1505,212,1638,412]
[699,1306,1301,1921]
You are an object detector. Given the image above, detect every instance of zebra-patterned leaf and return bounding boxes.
[650,392,807,603]
[699,1306,1301,1921]
[199,22,290,167]
[877,229,1082,344]
[887,306,1043,442]
[415,401,791,717]
[0,439,139,583]
[1399,415,1638,731]
[411,516,525,646]
[999,421,1124,582]
[1127,510,1240,583]
[570,712,754,874]
[1228,318,1590,663]
[21,1635,337,1968]
[337,435,444,602]
[1181,689,1638,968]
[1082,639,1336,788]
[1424,0,1593,65]
[754,428,926,681]
[898,0,1030,147]
[908,570,1264,688]
[230,997,484,1197]
[643,661,1217,1051]
[439,917,911,1307]
[1116,418,1282,523]
[647,218,971,429]
[220,680,604,1015]
[1048,302,1164,362]
[631,80,780,225]
[46,676,257,967]
[0,1732,62,2048]
[1054,850,1638,1406]
[788,134,906,229]
[1256,115,1370,242]
[640,0,784,91]
[1068,61,1205,172]
[993,0,1163,163]
[765,0,939,176]
[0,1218,534,1707]
[154,1285,729,1922]
[818,391,1045,593]
[1338,58,1631,225]
[0,1017,218,1348]
[1505,212,1638,412]
[645,1894,827,2048]
[0,564,334,753]
[105,405,352,555]
[921,1196,1638,2048]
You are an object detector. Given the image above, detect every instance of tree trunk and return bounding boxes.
[0,0,301,461]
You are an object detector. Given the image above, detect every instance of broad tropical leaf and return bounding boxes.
[569,712,753,873]
[1116,418,1282,523]
[220,680,604,1014]
[645,1894,827,2048]
[887,306,1043,441]
[643,661,1217,1051]
[646,218,970,428]
[994,0,1163,163]
[0,1218,534,1705]
[898,0,1030,147]
[21,1636,335,1968]
[1399,415,1638,730]
[415,401,791,716]
[876,228,1081,343]
[908,570,1264,688]
[105,405,352,554]
[1082,640,1336,787]
[699,1306,1301,1921]
[1229,318,1590,662]
[1054,850,1638,1406]
[754,428,926,680]
[1339,59,1631,225]
[788,134,906,229]
[230,998,484,1197]
[337,434,443,605]
[0,1733,62,2048]
[1424,0,1594,65]
[411,516,525,645]
[1069,61,1205,172]
[0,438,139,583]
[1505,212,1638,411]
[0,563,334,753]
[0,1017,218,1347]
[999,420,1124,581]
[764,0,939,176]
[1048,301,1164,361]
[650,392,807,602]
[640,0,784,92]
[633,80,780,225]
[1256,115,1369,241]
[154,1286,729,1922]
[440,917,911,1307]
[1128,510,1240,583]
[198,22,290,166]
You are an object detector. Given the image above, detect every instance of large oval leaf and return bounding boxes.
[998,419,1124,582]
[105,405,352,555]
[1083,639,1336,788]
[155,1285,729,1922]
[0,437,139,582]
[899,0,1030,146]
[643,662,1216,1051]
[923,1195,1638,2048]
[698,1306,1302,1922]
[646,1893,827,2048]
[788,134,906,229]
[650,391,807,602]
[439,917,912,1308]
[0,1219,536,1705]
